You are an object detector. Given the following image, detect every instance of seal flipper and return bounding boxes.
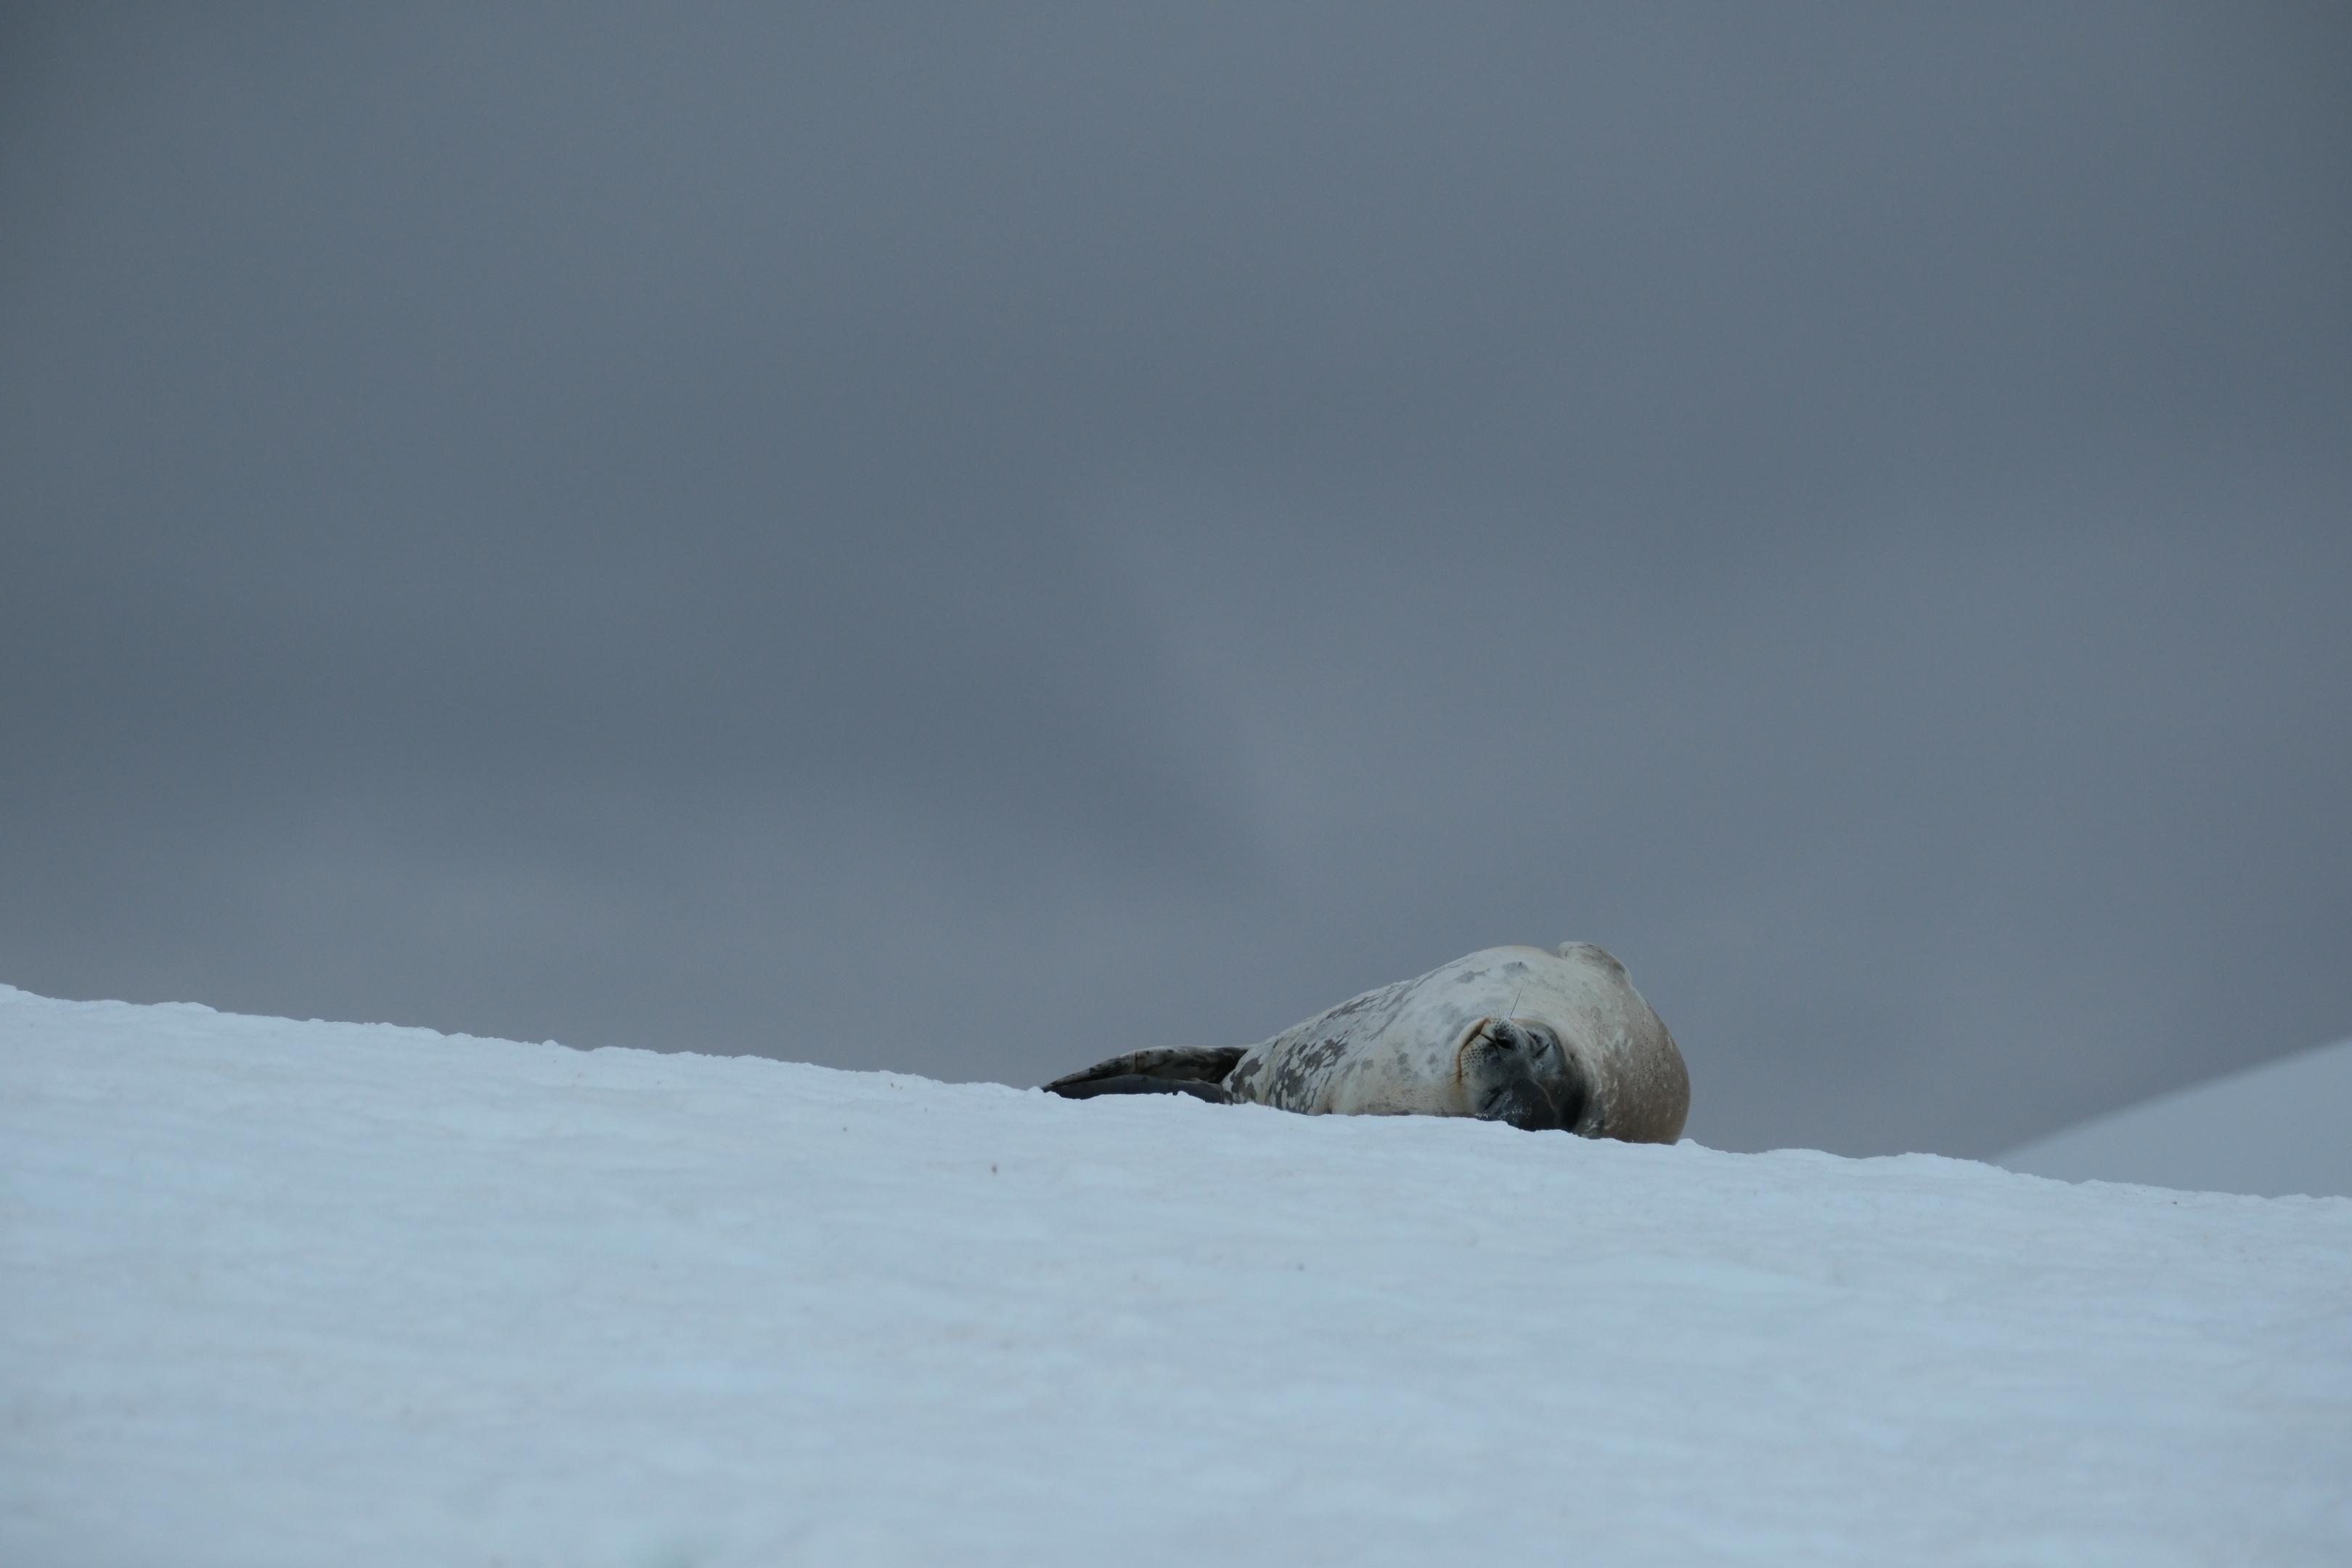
[1042,1045,1245,1103]
[1046,1074,1236,1103]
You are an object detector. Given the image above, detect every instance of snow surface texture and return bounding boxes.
[2000,1038,2352,1200]
[5,986,2350,1568]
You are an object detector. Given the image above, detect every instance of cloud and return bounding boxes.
[4,3,2348,1155]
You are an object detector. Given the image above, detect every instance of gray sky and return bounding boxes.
[4,3,2347,1158]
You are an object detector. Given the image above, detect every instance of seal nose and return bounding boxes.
[1462,1016,1519,1050]
[1454,1016,1512,1071]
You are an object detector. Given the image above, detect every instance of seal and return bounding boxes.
[1043,942,1689,1142]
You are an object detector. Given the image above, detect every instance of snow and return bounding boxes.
[1999,1038,2352,1200]
[5,986,2349,1568]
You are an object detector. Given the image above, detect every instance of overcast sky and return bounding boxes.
[4,3,2347,1158]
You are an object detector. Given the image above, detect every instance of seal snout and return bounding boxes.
[1453,1016,1532,1075]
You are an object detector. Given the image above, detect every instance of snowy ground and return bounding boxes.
[6,987,2350,1567]
[2000,1038,2352,1200]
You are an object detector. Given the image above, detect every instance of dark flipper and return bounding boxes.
[1042,1045,1246,1102]
[1047,1074,1236,1103]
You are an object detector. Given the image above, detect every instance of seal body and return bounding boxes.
[1045,942,1689,1143]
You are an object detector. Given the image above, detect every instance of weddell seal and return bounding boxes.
[1043,943,1689,1141]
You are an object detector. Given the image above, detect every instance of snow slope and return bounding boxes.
[1999,1038,2352,1199]
[4,986,2349,1568]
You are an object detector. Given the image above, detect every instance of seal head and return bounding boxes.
[1455,1015,1588,1132]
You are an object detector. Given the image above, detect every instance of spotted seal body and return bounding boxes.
[1044,943,1689,1143]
